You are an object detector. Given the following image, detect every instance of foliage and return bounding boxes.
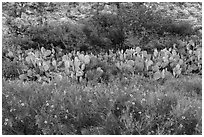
[2,2,201,52]
[2,40,201,84]
[82,13,125,51]
[2,75,202,135]
[2,2,202,135]
[2,58,24,80]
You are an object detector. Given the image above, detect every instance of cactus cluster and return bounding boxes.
[17,43,201,83]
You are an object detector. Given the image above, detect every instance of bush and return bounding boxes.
[83,56,122,84]
[22,20,87,51]
[2,58,23,80]
[2,75,202,135]
[82,13,125,52]
[163,75,202,97]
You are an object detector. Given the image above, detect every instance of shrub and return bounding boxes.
[2,58,23,80]
[82,13,125,51]
[163,75,202,97]
[83,56,122,84]
[23,20,87,51]
[176,108,201,135]
[2,75,202,135]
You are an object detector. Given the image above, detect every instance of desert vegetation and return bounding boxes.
[2,2,202,135]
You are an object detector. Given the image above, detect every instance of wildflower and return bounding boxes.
[46,103,49,106]
[21,103,25,106]
[132,102,135,105]
[141,98,146,102]
[181,116,185,119]
[179,124,183,128]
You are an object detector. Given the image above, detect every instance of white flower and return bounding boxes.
[181,116,185,119]
[132,102,135,105]
[21,103,25,106]
[141,98,146,102]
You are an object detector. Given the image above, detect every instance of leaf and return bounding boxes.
[146,54,152,60]
[55,74,63,81]
[165,70,173,79]
[135,47,141,53]
[96,67,103,72]
[152,65,159,72]
[74,57,81,70]
[119,53,124,60]
[175,64,180,68]
[27,69,33,76]
[81,63,86,70]
[172,49,177,56]
[52,60,57,67]
[7,51,14,57]
[127,37,139,46]
[163,57,169,64]
[178,59,183,65]
[123,63,134,73]
[146,60,153,67]
[41,47,46,54]
[64,60,71,69]
[43,61,50,71]
[84,55,90,64]
[78,54,85,61]
[25,56,31,63]
[153,49,158,57]
[76,71,84,77]
[70,72,75,78]
[62,55,68,62]
[34,50,40,58]
[115,62,121,69]
[127,60,134,66]
[134,60,144,71]
[161,61,169,68]
[52,48,55,54]
[123,53,127,59]
[79,76,83,82]
[57,61,63,67]
[43,50,51,57]
[161,69,165,79]
[142,51,148,58]
[173,64,181,76]
[153,71,161,80]
[35,115,43,128]
[19,74,27,80]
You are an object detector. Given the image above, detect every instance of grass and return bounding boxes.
[2,74,202,135]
